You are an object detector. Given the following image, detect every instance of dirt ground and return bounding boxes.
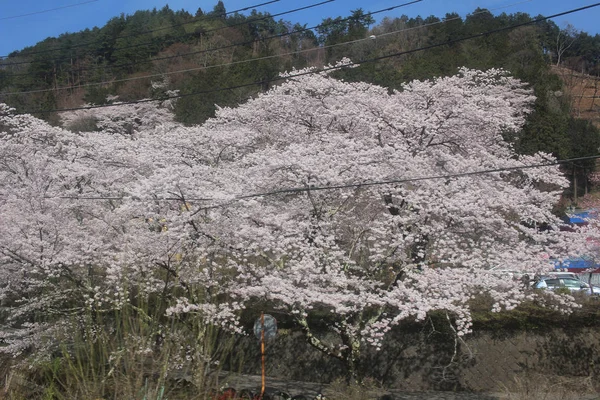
[214,371,600,400]
[552,65,600,128]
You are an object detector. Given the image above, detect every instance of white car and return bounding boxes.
[543,271,579,280]
[534,276,598,295]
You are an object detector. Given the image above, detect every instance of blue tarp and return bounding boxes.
[555,257,600,272]
[564,211,591,224]
[556,209,600,272]
[563,209,599,224]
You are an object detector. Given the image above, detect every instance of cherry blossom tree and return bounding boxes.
[0,101,228,371]
[59,92,180,135]
[144,65,586,378]
[0,64,592,380]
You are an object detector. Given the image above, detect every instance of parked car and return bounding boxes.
[544,271,579,280]
[534,276,599,295]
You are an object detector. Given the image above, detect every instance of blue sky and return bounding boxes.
[0,0,598,56]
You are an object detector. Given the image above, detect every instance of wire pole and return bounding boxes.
[261,312,266,399]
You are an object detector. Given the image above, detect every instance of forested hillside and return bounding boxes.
[0,0,599,196]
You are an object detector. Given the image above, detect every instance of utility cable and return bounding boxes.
[0,0,280,60]
[190,155,600,214]
[72,0,281,47]
[0,0,425,93]
[0,0,331,66]
[16,2,600,114]
[0,0,99,21]
[2,0,421,84]
[29,155,600,207]
[4,0,534,79]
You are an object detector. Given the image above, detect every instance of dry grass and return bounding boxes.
[323,377,390,400]
[499,372,597,400]
[0,302,236,400]
[552,66,600,128]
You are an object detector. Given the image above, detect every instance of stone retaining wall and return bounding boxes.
[224,326,600,393]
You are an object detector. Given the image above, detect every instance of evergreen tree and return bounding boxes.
[211,1,227,19]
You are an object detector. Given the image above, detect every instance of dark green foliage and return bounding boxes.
[568,118,600,163]
[517,111,570,157]
[0,69,12,91]
[347,8,375,40]
[84,85,113,105]
[211,1,227,20]
[173,55,280,125]
[174,68,237,124]
[317,17,351,45]
[471,296,600,332]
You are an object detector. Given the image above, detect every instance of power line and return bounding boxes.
[0,0,332,66]
[0,0,281,61]
[32,155,600,208]
[100,0,418,70]
[102,0,337,53]
[0,0,425,94]
[4,0,531,97]
[375,0,533,40]
[16,2,600,115]
[3,0,536,98]
[76,0,282,48]
[0,0,99,21]
[191,155,600,214]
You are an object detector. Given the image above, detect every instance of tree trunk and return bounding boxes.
[573,165,578,202]
[590,77,599,112]
[340,331,362,384]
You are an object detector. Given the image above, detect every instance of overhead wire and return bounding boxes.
[0,0,99,21]
[190,154,600,214]
[15,2,600,115]
[0,0,332,66]
[0,0,281,61]
[4,0,536,82]
[32,155,600,208]
[1,0,427,95]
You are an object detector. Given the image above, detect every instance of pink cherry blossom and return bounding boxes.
[0,66,591,377]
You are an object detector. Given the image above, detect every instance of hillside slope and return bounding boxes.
[553,66,600,128]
